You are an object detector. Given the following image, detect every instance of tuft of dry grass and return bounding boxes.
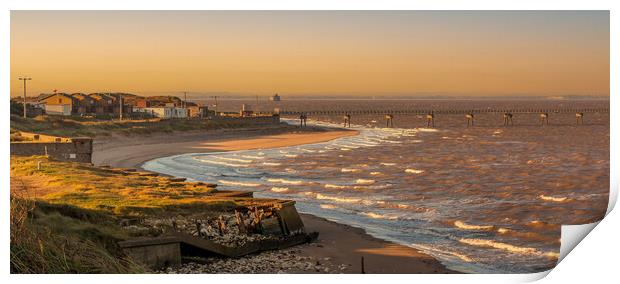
[10,192,147,273]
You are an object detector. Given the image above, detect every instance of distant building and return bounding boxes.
[270,94,281,101]
[39,93,74,115]
[135,99,151,108]
[134,107,188,119]
[187,105,209,118]
[239,104,254,117]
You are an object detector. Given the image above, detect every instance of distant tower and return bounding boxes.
[270,93,281,101]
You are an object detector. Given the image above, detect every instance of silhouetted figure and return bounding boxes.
[343,114,351,127]
[299,113,307,127]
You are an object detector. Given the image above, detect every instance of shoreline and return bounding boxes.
[94,125,457,273]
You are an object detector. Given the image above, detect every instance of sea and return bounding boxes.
[143,99,609,273]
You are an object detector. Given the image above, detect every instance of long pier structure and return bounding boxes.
[273,107,609,127]
[278,108,609,116]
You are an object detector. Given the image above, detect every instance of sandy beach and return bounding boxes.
[93,125,456,274]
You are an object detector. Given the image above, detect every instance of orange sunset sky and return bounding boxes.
[10,11,610,97]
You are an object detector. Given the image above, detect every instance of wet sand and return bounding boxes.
[93,126,456,273]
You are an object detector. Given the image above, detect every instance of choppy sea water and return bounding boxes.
[144,100,609,273]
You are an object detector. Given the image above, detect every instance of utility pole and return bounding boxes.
[119,94,123,121]
[255,95,259,113]
[18,77,32,118]
[183,91,188,119]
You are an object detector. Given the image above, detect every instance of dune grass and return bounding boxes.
[10,195,147,273]
[10,115,276,138]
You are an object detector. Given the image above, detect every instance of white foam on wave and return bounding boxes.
[353,184,392,190]
[217,180,261,187]
[454,221,494,230]
[271,187,289,192]
[241,154,265,159]
[459,238,560,259]
[380,162,397,166]
[417,128,439,132]
[284,154,299,158]
[405,169,425,174]
[215,156,253,163]
[497,228,510,234]
[262,162,281,166]
[355,179,376,185]
[324,184,349,189]
[341,168,361,173]
[415,244,474,263]
[316,193,361,203]
[370,172,381,175]
[197,159,248,168]
[539,195,568,202]
[360,212,399,220]
[320,204,337,209]
[266,178,305,185]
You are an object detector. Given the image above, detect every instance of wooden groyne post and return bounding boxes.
[466,113,474,127]
[576,112,584,125]
[385,114,394,127]
[540,112,549,126]
[426,112,435,128]
[503,112,513,126]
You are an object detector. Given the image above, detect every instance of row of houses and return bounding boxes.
[35,92,209,118]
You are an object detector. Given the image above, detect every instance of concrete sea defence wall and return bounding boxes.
[10,132,93,163]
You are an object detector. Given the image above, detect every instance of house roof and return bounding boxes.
[38,93,74,102]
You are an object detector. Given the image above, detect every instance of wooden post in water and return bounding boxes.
[426,112,435,128]
[385,114,394,127]
[361,256,366,274]
[503,112,513,126]
[466,113,474,127]
[576,112,584,125]
[540,112,549,126]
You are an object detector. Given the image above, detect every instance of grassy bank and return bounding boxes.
[10,115,282,138]
[10,196,147,273]
[9,156,250,215]
[10,156,274,273]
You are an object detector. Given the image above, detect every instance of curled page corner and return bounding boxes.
[511,222,601,282]
[517,183,616,282]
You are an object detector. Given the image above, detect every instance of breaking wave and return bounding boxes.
[271,187,289,192]
[539,195,568,202]
[355,179,376,185]
[217,180,261,187]
[265,178,305,185]
[459,238,559,259]
[405,169,425,174]
[454,221,494,231]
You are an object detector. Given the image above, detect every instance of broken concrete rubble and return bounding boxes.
[119,197,317,270]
